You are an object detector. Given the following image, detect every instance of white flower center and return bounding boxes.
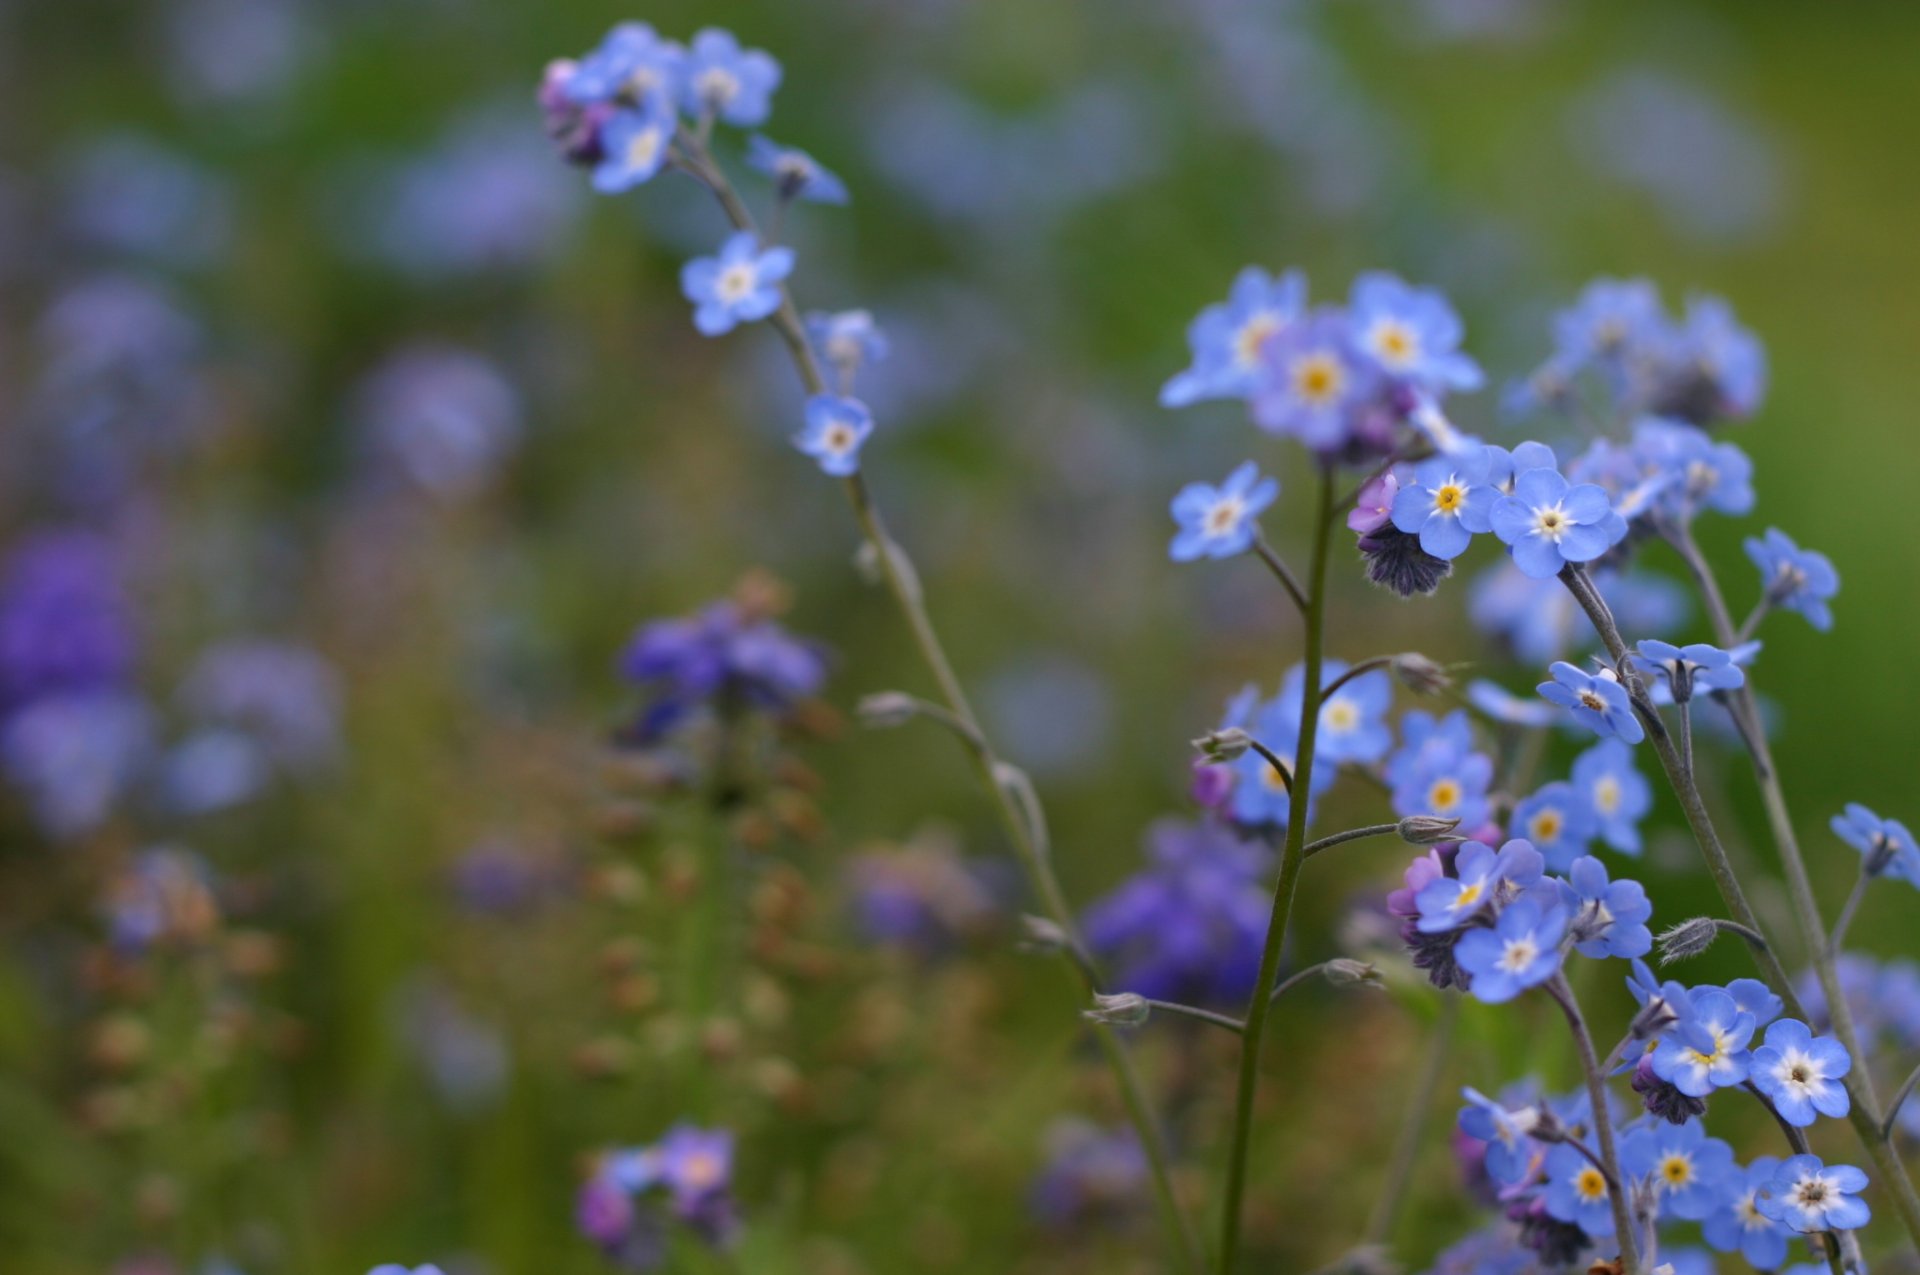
[1531,503,1570,541]
[1774,1047,1824,1098]
[1324,699,1359,733]
[1496,935,1538,974]
[1593,775,1621,814]
[1233,312,1282,367]
[822,424,856,456]
[1204,496,1247,537]
[1528,807,1564,843]
[697,66,740,107]
[716,263,758,303]
[625,126,663,170]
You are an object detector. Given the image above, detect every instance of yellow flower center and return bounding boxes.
[1434,483,1464,513]
[1529,810,1563,842]
[1428,779,1462,812]
[1234,313,1282,367]
[1660,1154,1693,1187]
[1575,1167,1607,1201]
[1324,700,1359,732]
[1594,776,1620,814]
[1291,352,1345,404]
[1372,319,1417,366]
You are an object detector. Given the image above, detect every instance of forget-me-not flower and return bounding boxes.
[680,28,781,126]
[1539,663,1644,743]
[1830,803,1920,885]
[1168,462,1277,562]
[1745,528,1839,631]
[1389,451,1499,560]
[1457,1087,1541,1186]
[1620,1118,1735,1221]
[1415,839,1544,934]
[1160,267,1306,407]
[592,97,678,193]
[1756,1154,1871,1232]
[1490,467,1620,579]
[1511,781,1593,872]
[1279,658,1391,766]
[1252,309,1372,450]
[1751,1019,1851,1127]
[681,230,793,336]
[1702,1155,1793,1269]
[1346,271,1483,394]
[1541,1141,1616,1236]
[807,310,888,380]
[1629,639,1746,703]
[746,135,848,204]
[1653,985,1756,1096]
[564,22,685,106]
[1456,896,1567,1003]
[1388,710,1493,829]
[793,395,872,476]
[1571,739,1651,855]
[1558,855,1652,959]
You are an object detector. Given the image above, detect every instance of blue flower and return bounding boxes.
[1490,467,1620,579]
[1755,1154,1871,1233]
[807,309,888,380]
[1829,803,1920,886]
[1728,977,1784,1029]
[1168,462,1278,562]
[1751,1019,1851,1127]
[1457,1087,1541,1186]
[1628,639,1746,702]
[1415,839,1545,934]
[1541,1141,1617,1237]
[1389,451,1499,560]
[1552,277,1666,367]
[1280,658,1392,766]
[1652,986,1756,1096]
[1620,1118,1735,1222]
[1629,418,1754,520]
[591,97,678,193]
[621,600,827,742]
[1702,1155,1793,1269]
[1346,271,1483,394]
[1511,782,1593,872]
[1745,528,1839,631]
[1538,663,1643,744]
[1160,267,1306,408]
[1558,855,1651,959]
[1388,710,1493,828]
[1082,819,1271,1004]
[681,231,794,336]
[1251,309,1373,450]
[1484,441,1559,494]
[746,135,848,204]
[680,28,780,126]
[564,22,685,106]
[793,395,873,477]
[1674,293,1767,420]
[1456,896,1566,1003]
[1570,739,1651,855]
[1624,958,1695,1063]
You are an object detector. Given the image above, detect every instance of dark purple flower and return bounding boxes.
[0,530,138,713]
[620,602,827,743]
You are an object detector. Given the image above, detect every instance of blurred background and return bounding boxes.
[2,0,1918,1271]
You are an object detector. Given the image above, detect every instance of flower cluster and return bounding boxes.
[619,589,827,745]
[576,1126,739,1271]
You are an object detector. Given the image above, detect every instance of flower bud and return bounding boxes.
[1655,916,1719,965]
[1192,726,1253,763]
[1322,958,1383,988]
[1392,652,1452,695]
[1398,814,1463,845]
[1017,914,1069,956]
[1082,992,1150,1027]
[856,692,919,729]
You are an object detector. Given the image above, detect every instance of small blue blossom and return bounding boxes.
[1756,1154,1871,1233]
[1168,462,1278,562]
[1830,803,1920,886]
[1464,679,1559,728]
[1652,986,1756,1096]
[564,21,685,107]
[591,97,678,193]
[1280,658,1392,766]
[621,599,827,742]
[1630,417,1754,520]
[681,230,794,336]
[1483,441,1559,495]
[1751,1019,1851,1127]
[1745,528,1839,631]
[746,135,848,204]
[1490,467,1620,579]
[1456,1087,1541,1186]
[1160,267,1306,408]
[680,28,780,126]
[1674,293,1767,420]
[1558,855,1652,959]
[1511,782,1593,872]
[1552,277,1667,367]
[1251,309,1374,450]
[1703,1155,1793,1269]
[1388,710,1493,828]
[1570,739,1651,855]
[1624,958,1695,1063]
[1346,271,1483,394]
[1629,638,1746,702]
[1541,1141,1617,1237]
[793,395,873,477]
[1415,839,1545,934]
[1456,896,1567,1003]
[1389,451,1499,560]
[1538,663,1644,744]
[1620,1118,1735,1221]
[807,309,888,382]
[1727,977,1784,1029]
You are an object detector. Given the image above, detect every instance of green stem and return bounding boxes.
[1544,974,1641,1273]
[1216,467,1335,1273]
[1563,560,1920,1253]
[676,131,1205,1275]
[1361,995,1459,1248]
[1303,823,1402,861]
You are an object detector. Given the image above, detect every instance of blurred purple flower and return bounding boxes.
[351,344,523,499]
[621,602,827,743]
[0,530,138,713]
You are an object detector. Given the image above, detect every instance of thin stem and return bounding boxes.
[1544,974,1640,1274]
[1829,870,1871,958]
[1735,596,1771,646]
[1361,996,1459,1247]
[678,133,1205,1275]
[1252,531,1310,613]
[1267,959,1341,1006]
[1883,1062,1920,1143]
[1217,468,1335,1274]
[1677,699,1694,783]
[1146,1000,1246,1035]
[1320,655,1393,701]
[1247,741,1294,794]
[1303,823,1402,861]
[1569,554,1920,1252]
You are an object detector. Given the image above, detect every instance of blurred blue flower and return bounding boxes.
[1456,1087,1541,1186]
[565,22,685,106]
[1745,528,1839,632]
[59,135,232,269]
[1251,309,1374,450]
[0,530,138,713]
[793,395,873,476]
[1569,739,1650,855]
[593,99,679,193]
[1388,709,1492,828]
[1161,267,1306,408]
[681,29,780,126]
[806,310,888,388]
[1347,271,1483,394]
[747,136,848,204]
[682,231,794,336]
[352,343,522,500]
[1029,1120,1149,1230]
[1829,803,1920,886]
[1510,782,1591,872]
[2,692,154,840]
[104,846,219,952]
[620,600,827,742]
[1168,462,1276,562]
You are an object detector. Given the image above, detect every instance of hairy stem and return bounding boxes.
[1303,822,1403,861]
[1544,974,1640,1273]
[1218,468,1335,1273]
[677,131,1205,1274]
